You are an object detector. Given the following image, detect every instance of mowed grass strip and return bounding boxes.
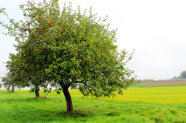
[0,86,186,123]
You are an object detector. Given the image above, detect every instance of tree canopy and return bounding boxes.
[0,0,135,113]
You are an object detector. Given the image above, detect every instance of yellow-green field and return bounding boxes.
[0,86,186,123]
[70,86,186,103]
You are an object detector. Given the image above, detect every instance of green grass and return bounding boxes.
[0,86,186,123]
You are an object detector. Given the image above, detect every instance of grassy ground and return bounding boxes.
[0,86,186,123]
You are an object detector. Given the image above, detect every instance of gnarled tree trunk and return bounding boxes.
[35,86,40,98]
[61,85,73,113]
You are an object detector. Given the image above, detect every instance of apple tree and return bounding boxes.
[1,0,135,113]
[0,1,54,97]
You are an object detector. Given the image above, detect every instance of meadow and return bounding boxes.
[0,86,186,123]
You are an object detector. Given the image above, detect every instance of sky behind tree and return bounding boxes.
[0,0,186,80]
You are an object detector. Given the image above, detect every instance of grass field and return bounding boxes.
[0,86,186,123]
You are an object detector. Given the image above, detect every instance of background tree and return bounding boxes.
[2,72,16,93]
[1,0,135,113]
[2,53,28,93]
[0,2,54,98]
[17,41,50,98]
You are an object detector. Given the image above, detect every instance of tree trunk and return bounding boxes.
[12,84,15,93]
[35,86,40,98]
[62,85,73,113]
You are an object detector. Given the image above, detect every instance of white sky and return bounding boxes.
[0,0,186,80]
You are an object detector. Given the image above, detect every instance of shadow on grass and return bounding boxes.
[72,110,96,118]
[15,109,96,122]
[54,109,96,118]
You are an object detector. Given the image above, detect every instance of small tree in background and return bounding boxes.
[2,72,16,93]
[2,53,28,93]
[1,0,135,113]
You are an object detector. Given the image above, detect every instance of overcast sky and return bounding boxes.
[1,0,186,80]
